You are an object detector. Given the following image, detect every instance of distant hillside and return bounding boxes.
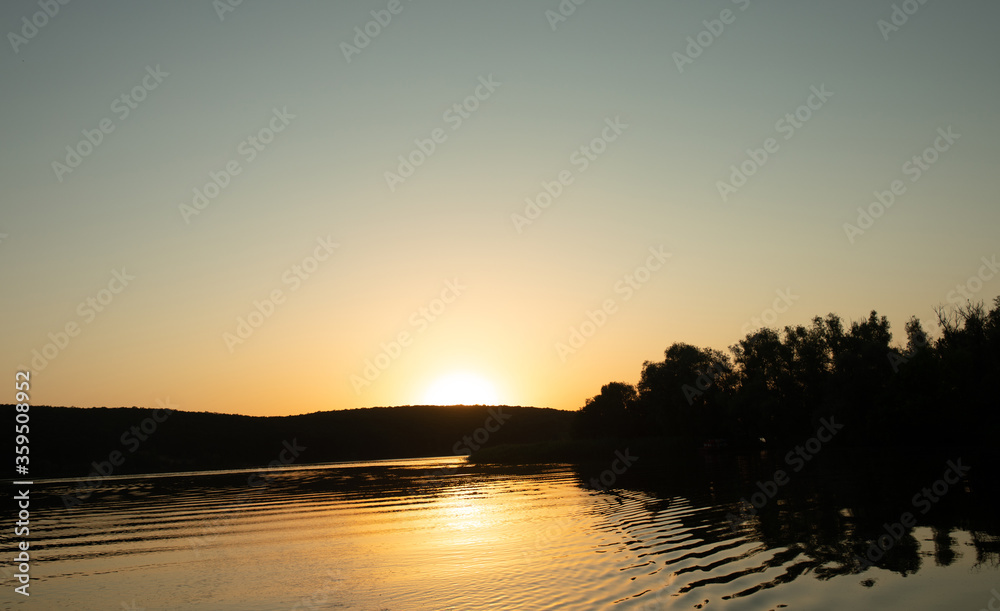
[5,404,574,479]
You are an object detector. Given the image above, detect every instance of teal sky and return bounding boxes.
[2,1,998,415]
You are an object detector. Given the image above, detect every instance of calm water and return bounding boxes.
[12,452,1000,610]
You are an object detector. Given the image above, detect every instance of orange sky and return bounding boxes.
[3,1,999,416]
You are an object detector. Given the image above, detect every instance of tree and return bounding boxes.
[575,382,637,439]
[635,343,733,439]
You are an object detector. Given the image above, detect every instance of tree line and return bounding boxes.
[574,297,1000,449]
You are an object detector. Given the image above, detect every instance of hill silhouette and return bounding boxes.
[11,297,999,479]
[6,404,572,479]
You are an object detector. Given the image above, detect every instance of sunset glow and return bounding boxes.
[2,2,998,418]
[422,372,500,406]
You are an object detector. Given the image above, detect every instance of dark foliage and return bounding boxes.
[6,404,574,478]
[573,297,1000,450]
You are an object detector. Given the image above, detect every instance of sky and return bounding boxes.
[2,0,998,416]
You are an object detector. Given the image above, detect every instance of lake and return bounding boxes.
[13,451,1000,610]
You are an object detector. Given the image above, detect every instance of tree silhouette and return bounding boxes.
[574,298,1000,451]
[575,382,638,438]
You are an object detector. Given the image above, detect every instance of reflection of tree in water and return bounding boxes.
[933,526,958,567]
[752,457,999,582]
[566,295,1000,598]
[576,447,1000,597]
[971,530,1000,569]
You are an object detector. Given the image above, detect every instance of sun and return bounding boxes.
[422,372,500,406]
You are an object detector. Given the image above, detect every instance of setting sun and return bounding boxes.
[422,372,500,406]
